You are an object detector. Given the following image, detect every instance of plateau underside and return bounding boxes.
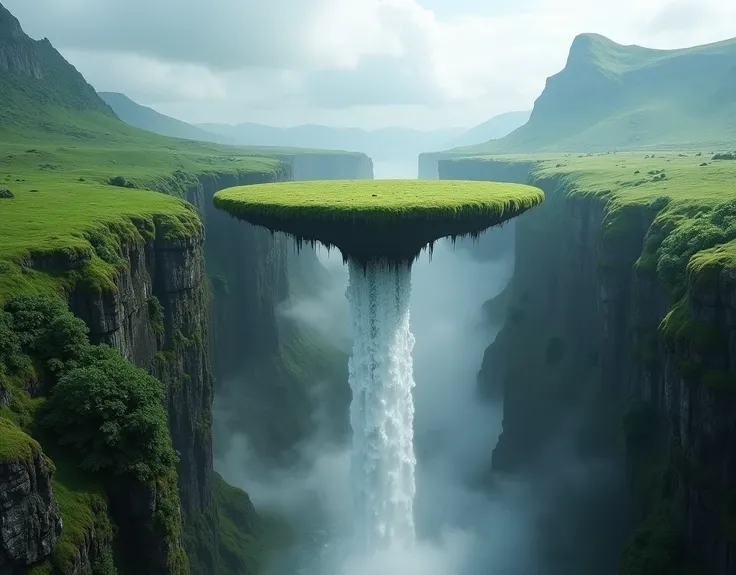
[213,179,544,264]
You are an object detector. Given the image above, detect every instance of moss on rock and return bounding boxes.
[214,179,544,264]
[0,416,39,463]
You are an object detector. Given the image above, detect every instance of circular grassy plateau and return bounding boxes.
[213,179,544,265]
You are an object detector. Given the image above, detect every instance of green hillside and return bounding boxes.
[455,33,736,154]
[99,91,235,144]
[447,110,531,148]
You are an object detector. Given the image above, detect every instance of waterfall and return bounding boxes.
[345,259,417,554]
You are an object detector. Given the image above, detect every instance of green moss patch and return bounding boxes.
[214,179,543,264]
[215,473,262,574]
[47,450,114,573]
[0,416,40,463]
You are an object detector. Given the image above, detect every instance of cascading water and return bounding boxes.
[346,259,417,554]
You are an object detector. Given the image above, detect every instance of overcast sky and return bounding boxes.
[5,0,736,129]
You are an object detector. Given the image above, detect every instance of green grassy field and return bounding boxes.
[214,179,544,263]
[529,152,736,280]
[469,151,736,274]
[454,151,736,349]
[0,0,371,303]
[214,179,543,221]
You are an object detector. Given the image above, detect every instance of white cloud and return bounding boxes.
[3,0,736,128]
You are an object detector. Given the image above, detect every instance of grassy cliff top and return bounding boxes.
[447,150,736,309]
[0,173,202,304]
[532,152,736,289]
[0,1,374,303]
[214,179,543,264]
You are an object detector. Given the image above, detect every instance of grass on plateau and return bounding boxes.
[213,179,544,264]
[0,173,201,305]
[0,134,288,306]
[457,151,736,284]
[527,151,736,284]
[214,179,543,220]
[456,151,736,389]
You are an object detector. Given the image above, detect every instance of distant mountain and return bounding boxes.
[0,1,116,133]
[457,33,736,154]
[99,92,233,144]
[447,110,531,148]
[199,122,464,161]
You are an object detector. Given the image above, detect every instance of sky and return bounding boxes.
[5,0,736,130]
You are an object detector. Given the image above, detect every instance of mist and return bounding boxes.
[214,230,630,575]
[373,160,420,179]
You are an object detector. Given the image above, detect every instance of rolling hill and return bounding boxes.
[447,110,531,148]
[452,33,736,154]
[98,91,234,144]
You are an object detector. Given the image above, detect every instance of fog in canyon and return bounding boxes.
[213,212,632,574]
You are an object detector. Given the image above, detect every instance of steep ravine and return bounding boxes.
[441,157,736,574]
[0,152,372,574]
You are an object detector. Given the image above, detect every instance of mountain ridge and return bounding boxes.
[98,91,234,144]
[0,1,116,128]
[452,32,736,154]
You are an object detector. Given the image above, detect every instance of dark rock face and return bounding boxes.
[68,226,213,521]
[0,445,61,569]
[52,153,372,568]
[196,171,291,382]
[444,157,736,573]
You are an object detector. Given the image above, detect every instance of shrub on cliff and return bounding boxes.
[0,311,27,375]
[38,344,178,481]
[2,294,90,389]
[657,201,736,294]
[4,294,90,383]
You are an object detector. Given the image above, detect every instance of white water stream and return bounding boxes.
[346,259,417,554]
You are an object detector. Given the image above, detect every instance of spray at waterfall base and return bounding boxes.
[212,179,544,555]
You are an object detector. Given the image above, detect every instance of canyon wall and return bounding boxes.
[0,151,373,573]
[440,157,736,574]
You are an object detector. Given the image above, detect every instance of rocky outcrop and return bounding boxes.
[440,156,736,573]
[0,427,61,570]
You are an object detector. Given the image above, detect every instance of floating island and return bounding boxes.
[213,179,544,265]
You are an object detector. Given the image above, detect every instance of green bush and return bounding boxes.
[5,293,68,349]
[657,201,736,293]
[712,152,736,160]
[0,311,28,375]
[38,344,178,481]
[4,294,90,384]
[107,175,135,188]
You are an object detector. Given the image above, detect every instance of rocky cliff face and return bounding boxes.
[439,157,736,573]
[64,152,372,570]
[0,429,61,570]
[196,171,291,384]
